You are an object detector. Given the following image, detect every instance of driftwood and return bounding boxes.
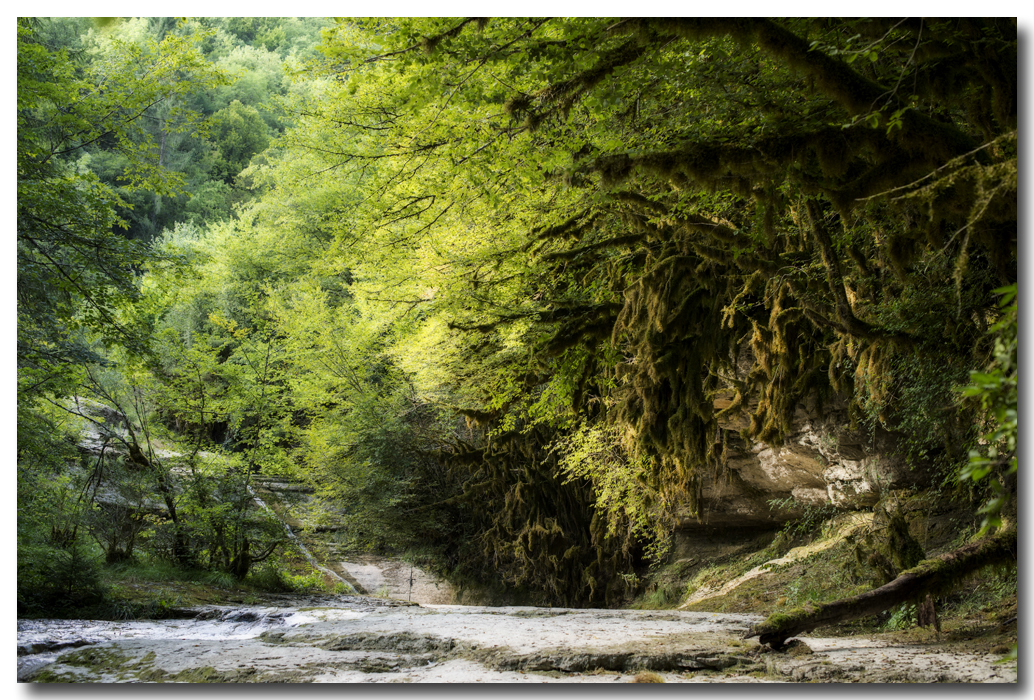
[746,528,1017,648]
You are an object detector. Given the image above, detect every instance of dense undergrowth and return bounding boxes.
[17,535,341,620]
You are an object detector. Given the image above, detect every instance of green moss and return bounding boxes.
[29,646,138,682]
[170,666,228,683]
[57,646,134,671]
[26,669,79,683]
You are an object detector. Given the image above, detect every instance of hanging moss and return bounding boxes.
[396,16,1015,583]
[433,422,641,607]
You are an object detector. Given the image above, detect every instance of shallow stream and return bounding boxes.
[17,596,1016,683]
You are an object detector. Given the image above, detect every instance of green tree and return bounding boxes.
[17,17,227,591]
[17,17,224,400]
[311,15,1015,499]
[208,100,271,182]
[959,284,1017,533]
[276,17,1016,604]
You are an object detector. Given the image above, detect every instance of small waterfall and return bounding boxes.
[247,485,355,593]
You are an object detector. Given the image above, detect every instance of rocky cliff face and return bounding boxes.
[683,393,933,532]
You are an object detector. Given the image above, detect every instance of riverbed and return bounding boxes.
[17,594,1016,683]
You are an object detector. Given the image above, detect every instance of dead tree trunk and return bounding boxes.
[745,527,1017,648]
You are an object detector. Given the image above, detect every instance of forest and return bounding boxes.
[17,16,1015,642]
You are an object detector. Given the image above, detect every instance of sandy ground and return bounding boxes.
[18,597,1016,683]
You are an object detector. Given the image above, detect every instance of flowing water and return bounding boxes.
[16,596,388,681]
[16,599,767,682]
[17,599,1016,683]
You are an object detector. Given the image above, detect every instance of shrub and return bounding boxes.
[18,541,108,616]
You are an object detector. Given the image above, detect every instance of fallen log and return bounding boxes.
[745,527,1017,648]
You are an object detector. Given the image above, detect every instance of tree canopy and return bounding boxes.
[276,16,1015,543]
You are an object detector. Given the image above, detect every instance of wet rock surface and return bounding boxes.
[19,597,1016,683]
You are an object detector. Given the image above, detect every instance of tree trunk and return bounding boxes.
[746,528,1017,648]
[128,437,192,565]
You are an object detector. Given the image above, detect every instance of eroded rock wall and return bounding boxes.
[686,387,933,531]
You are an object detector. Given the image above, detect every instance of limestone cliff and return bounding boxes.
[684,392,934,531]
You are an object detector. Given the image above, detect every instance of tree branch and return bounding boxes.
[746,527,1017,648]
